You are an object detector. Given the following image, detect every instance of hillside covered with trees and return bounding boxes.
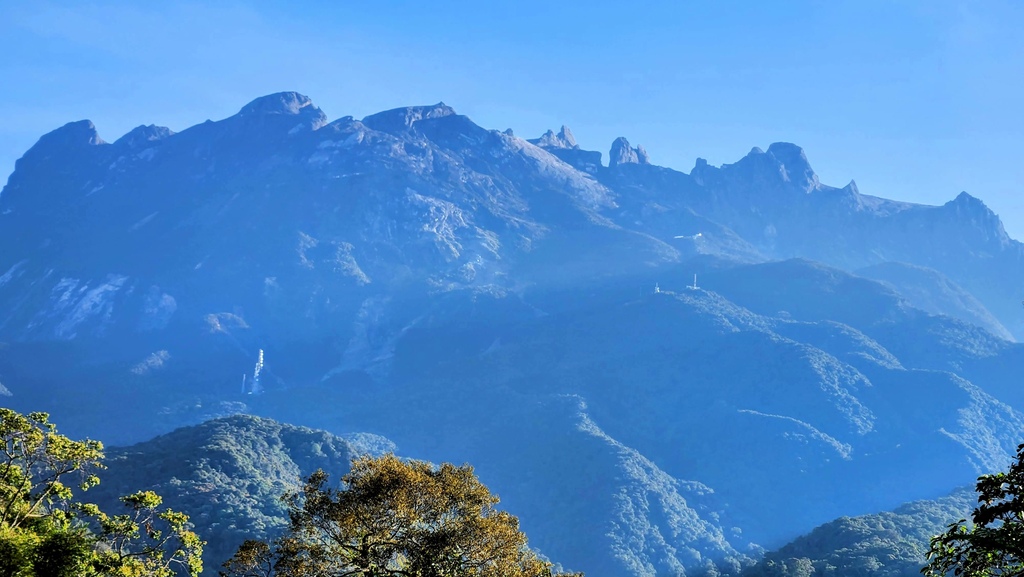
[742,490,974,577]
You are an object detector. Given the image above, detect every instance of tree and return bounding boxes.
[222,454,579,577]
[0,409,104,532]
[0,407,205,577]
[923,443,1024,577]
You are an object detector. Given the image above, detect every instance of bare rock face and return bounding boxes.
[528,125,603,173]
[238,91,318,116]
[766,142,819,192]
[361,102,456,134]
[610,137,637,166]
[609,136,650,166]
[635,144,650,165]
[236,91,329,131]
[529,125,578,149]
[114,125,175,149]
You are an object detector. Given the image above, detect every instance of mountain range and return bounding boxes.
[1,92,1022,576]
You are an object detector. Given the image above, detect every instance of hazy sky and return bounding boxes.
[2,1,1022,237]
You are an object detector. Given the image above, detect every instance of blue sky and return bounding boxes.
[2,1,1023,237]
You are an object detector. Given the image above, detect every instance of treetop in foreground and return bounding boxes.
[0,407,204,577]
[223,453,580,577]
[923,443,1024,577]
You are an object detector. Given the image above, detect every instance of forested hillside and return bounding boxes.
[87,415,357,572]
[744,490,974,577]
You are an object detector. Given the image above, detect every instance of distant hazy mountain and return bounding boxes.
[2,92,1023,577]
[855,261,1013,341]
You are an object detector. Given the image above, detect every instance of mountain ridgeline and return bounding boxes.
[1,92,1022,577]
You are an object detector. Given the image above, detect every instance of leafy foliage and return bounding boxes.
[0,408,103,531]
[923,443,1024,577]
[222,454,580,577]
[0,407,204,577]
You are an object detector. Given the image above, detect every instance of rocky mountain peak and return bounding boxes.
[235,92,328,131]
[6,120,106,186]
[529,125,578,149]
[933,192,1011,248]
[767,142,819,192]
[238,92,317,116]
[727,143,819,192]
[947,192,1002,221]
[765,142,806,161]
[361,102,457,135]
[609,137,650,167]
[530,127,603,173]
[691,157,713,185]
[114,125,175,149]
[951,191,986,208]
[635,144,650,165]
[945,191,1000,222]
[1,120,108,209]
[37,120,107,148]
